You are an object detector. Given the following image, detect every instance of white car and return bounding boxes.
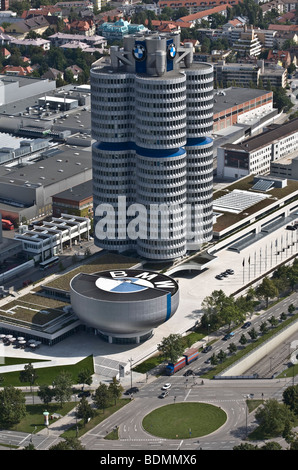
[162,383,171,390]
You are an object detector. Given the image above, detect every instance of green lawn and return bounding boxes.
[0,355,94,387]
[142,402,227,439]
[0,356,49,367]
[11,402,77,434]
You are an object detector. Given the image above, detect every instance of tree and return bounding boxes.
[77,369,93,391]
[289,435,298,450]
[108,377,123,405]
[159,7,174,20]
[260,441,282,450]
[280,312,287,321]
[217,349,227,363]
[255,277,279,308]
[228,342,237,355]
[239,334,247,347]
[210,353,218,366]
[255,398,295,437]
[233,442,259,450]
[288,259,298,291]
[76,396,95,426]
[288,304,295,315]
[248,327,258,341]
[49,437,85,450]
[272,86,293,112]
[268,315,278,328]
[93,383,110,413]
[19,363,38,386]
[38,384,54,406]
[282,385,298,415]
[53,371,73,407]
[172,7,188,20]
[201,290,228,330]
[0,386,26,428]
[157,333,184,364]
[259,321,269,335]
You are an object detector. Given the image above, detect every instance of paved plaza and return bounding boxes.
[0,218,296,387]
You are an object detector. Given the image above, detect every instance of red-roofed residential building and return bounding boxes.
[21,6,62,19]
[2,65,33,76]
[267,49,293,67]
[177,4,230,25]
[268,23,298,31]
[149,19,181,32]
[67,19,95,36]
[1,47,10,59]
[158,0,240,14]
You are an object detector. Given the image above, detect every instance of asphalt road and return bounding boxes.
[77,377,291,451]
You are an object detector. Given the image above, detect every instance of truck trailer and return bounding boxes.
[165,348,199,375]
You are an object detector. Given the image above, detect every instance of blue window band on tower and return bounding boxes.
[95,141,186,159]
[186,137,213,146]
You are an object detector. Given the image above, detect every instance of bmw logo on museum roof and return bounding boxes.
[94,270,178,295]
[133,43,146,61]
[168,43,176,59]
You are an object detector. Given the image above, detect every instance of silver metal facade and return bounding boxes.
[70,270,179,342]
[91,31,214,260]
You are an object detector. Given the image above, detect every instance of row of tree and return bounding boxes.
[200,259,298,332]
[157,300,294,368]
[156,260,298,365]
[206,304,295,366]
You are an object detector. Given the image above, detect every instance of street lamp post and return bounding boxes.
[129,358,133,389]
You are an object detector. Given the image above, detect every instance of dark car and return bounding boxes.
[124,387,139,395]
[202,345,212,353]
[78,390,91,398]
[225,269,234,275]
[242,321,251,329]
[159,390,169,398]
[216,274,223,280]
[183,369,194,376]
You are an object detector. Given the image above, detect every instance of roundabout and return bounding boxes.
[142,402,227,440]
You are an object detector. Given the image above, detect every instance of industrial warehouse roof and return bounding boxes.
[0,144,92,188]
[52,179,92,202]
[213,87,272,115]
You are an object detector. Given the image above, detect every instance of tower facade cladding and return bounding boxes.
[91,31,214,260]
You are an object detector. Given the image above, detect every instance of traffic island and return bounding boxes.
[142,402,227,439]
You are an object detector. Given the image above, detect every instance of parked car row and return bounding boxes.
[215,269,234,280]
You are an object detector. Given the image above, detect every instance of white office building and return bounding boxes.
[15,214,91,260]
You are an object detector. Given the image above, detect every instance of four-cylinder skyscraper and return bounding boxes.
[91,31,214,260]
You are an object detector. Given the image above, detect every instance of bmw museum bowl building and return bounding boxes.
[70,269,179,344]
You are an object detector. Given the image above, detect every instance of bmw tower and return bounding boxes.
[91,31,214,260]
